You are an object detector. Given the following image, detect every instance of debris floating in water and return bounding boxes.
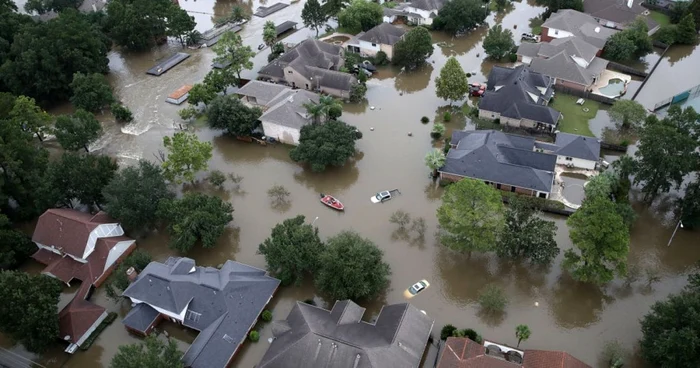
[534,302,539,307]
[370,127,374,131]
[370,106,375,110]
[408,132,412,136]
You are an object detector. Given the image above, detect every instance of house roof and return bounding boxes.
[359,23,406,46]
[409,0,446,11]
[59,282,106,345]
[236,80,292,106]
[583,0,658,30]
[480,66,561,126]
[260,89,319,130]
[122,257,280,368]
[528,51,609,86]
[440,130,557,193]
[32,209,113,258]
[275,21,297,36]
[258,300,435,368]
[306,66,358,91]
[541,37,599,62]
[436,337,591,368]
[554,133,601,161]
[122,303,160,333]
[168,85,193,100]
[542,9,617,49]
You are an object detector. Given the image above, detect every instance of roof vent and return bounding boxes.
[594,26,600,33]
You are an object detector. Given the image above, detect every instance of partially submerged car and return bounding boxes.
[404,280,430,298]
[370,190,392,203]
[469,83,485,97]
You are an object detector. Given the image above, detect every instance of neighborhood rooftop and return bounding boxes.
[359,23,407,46]
[583,0,658,31]
[542,9,617,49]
[257,300,435,368]
[553,132,601,161]
[122,257,280,368]
[529,51,609,86]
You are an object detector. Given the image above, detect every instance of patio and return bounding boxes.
[591,70,632,98]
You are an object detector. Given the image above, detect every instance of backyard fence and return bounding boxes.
[652,83,700,111]
[600,142,628,152]
[553,85,618,105]
[606,61,648,78]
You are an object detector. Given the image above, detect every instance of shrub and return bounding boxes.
[248,330,260,342]
[602,340,626,368]
[421,116,430,123]
[478,285,508,313]
[508,53,518,62]
[261,310,273,322]
[207,170,226,188]
[389,210,412,228]
[349,83,367,103]
[431,123,446,138]
[443,111,452,122]
[111,103,134,123]
[440,324,457,340]
[374,50,388,65]
[461,328,479,342]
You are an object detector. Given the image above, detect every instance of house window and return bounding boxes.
[484,181,490,185]
[496,184,502,189]
[372,43,376,47]
[539,193,547,199]
[287,70,293,74]
[511,186,516,192]
[565,157,573,161]
[186,310,202,322]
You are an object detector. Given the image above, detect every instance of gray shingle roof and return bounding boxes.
[517,42,543,58]
[480,65,561,126]
[583,0,658,30]
[122,303,160,333]
[236,80,292,106]
[528,51,609,86]
[258,300,435,368]
[554,132,601,161]
[358,23,406,46]
[542,9,617,49]
[122,257,280,368]
[260,89,319,129]
[542,37,599,62]
[440,130,557,193]
[409,0,446,11]
[306,67,357,91]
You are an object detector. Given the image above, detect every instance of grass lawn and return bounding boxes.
[549,94,599,137]
[650,11,671,27]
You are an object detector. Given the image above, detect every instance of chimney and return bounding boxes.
[126,267,138,283]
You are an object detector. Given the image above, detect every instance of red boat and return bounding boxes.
[320,193,344,211]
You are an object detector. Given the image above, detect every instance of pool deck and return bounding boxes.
[550,166,599,210]
[319,32,355,46]
[591,70,632,98]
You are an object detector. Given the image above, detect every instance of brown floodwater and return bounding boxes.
[4,0,700,367]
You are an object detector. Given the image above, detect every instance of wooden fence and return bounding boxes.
[553,85,618,105]
[601,142,628,152]
[606,61,648,78]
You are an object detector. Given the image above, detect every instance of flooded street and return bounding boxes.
[4,0,700,367]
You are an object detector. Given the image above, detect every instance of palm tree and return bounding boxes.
[317,95,342,122]
[425,149,446,177]
[515,324,531,348]
[303,102,324,124]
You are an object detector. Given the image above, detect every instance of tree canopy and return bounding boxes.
[212,32,255,80]
[167,5,197,46]
[540,0,583,17]
[161,132,213,184]
[43,152,118,210]
[436,178,505,252]
[187,83,217,106]
[204,68,239,94]
[603,19,653,61]
[110,335,184,368]
[9,95,51,142]
[106,0,173,50]
[338,0,383,33]
[207,95,262,136]
[676,13,699,44]
[258,215,325,286]
[496,197,560,265]
[392,27,434,69]
[483,25,515,60]
[54,109,104,152]
[0,214,35,270]
[158,192,233,253]
[302,0,327,37]
[679,179,700,230]
[70,72,115,113]
[315,231,391,300]
[289,120,360,172]
[103,160,174,231]
[435,56,469,104]
[24,0,80,14]
[263,21,277,47]
[425,148,446,172]
[0,271,62,353]
[432,0,488,35]
[322,0,345,17]
[607,99,647,130]
[104,249,152,300]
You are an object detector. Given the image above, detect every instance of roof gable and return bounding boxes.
[32,209,107,257]
[554,133,601,161]
[359,23,406,45]
[542,9,617,49]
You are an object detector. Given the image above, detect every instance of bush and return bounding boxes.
[443,111,452,122]
[602,340,626,368]
[466,73,472,77]
[501,191,565,212]
[207,170,226,188]
[261,310,273,322]
[461,328,479,342]
[431,123,446,138]
[349,83,367,103]
[440,324,457,340]
[421,116,430,123]
[478,285,508,313]
[111,103,134,123]
[508,53,518,62]
[389,210,412,228]
[248,330,260,342]
[374,50,388,65]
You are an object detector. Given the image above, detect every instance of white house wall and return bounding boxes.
[358,40,380,57]
[521,55,532,65]
[129,298,189,322]
[545,27,574,39]
[557,156,596,170]
[262,121,301,145]
[103,240,136,273]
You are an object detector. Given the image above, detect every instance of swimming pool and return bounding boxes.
[598,78,626,97]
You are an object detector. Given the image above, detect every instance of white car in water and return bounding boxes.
[370,190,392,203]
[404,280,430,298]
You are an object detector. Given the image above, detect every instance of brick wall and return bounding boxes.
[556,79,587,92]
[540,27,553,42]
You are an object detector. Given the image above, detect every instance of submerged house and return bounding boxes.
[346,23,407,60]
[383,0,446,26]
[121,257,280,368]
[258,38,357,98]
[258,300,435,367]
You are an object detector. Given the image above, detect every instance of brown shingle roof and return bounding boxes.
[522,350,591,368]
[58,282,106,344]
[41,255,83,284]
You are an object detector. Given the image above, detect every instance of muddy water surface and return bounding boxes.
[3,1,700,367]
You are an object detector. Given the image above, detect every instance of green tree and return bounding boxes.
[111,103,134,123]
[44,152,118,209]
[0,214,35,270]
[435,56,469,104]
[349,83,367,102]
[0,271,61,353]
[302,0,327,37]
[263,21,277,47]
[228,5,250,24]
[207,95,262,136]
[104,249,152,300]
[258,215,325,286]
[24,0,80,14]
[494,0,509,10]
[676,14,698,44]
[432,0,488,35]
[161,132,213,184]
[679,180,700,230]
[290,120,360,172]
[633,106,700,201]
[70,72,114,112]
[106,0,172,50]
[54,109,103,152]
[425,148,446,174]
[541,0,583,15]
[564,197,629,284]
[436,178,505,252]
[322,0,345,17]
[338,0,383,33]
[1,9,109,101]
[478,284,508,313]
[496,196,559,265]
[187,83,217,106]
[584,171,636,228]
[607,99,647,130]
[268,42,285,62]
[110,335,184,368]
[207,170,226,188]
[158,192,233,253]
[315,231,391,300]
[392,27,434,69]
[212,32,255,80]
[103,160,174,231]
[483,25,515,60]
[9,95,50,142]
[204,68,238,94]
[603,19,653,61]
[515,324,531,348]
[640,279,700,367]
[303,95,342,123]
[167,6,196,47]
[654,25,678,46]
[669,1,689,23]
[690,0,700,30]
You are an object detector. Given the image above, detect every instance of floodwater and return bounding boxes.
[3,0,700,367]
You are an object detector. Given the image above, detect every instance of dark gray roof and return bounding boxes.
[583,0,658,30]
[260,89,319,129]
[517,42,543,58]
[307,67,357,91]
[554,132,601,161]
[146,53,190,76]
[359,23,406,46]
[122,257,280,368]
[480,66,561,126]
[408,0,445,11]
[542,37,599,62]
[528,51,609,86]
[275,21,297,36]
[440,130,557,193]
[258,300,435,368]
[122,303,160,333]
[542,9,617,49]
[254,2,289,17]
